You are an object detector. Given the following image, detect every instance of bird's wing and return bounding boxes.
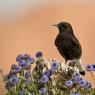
[71,36,81,49]
[61,35,81,50]
[55,34,82,59]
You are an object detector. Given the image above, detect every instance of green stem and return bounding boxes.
[90,71,95,85]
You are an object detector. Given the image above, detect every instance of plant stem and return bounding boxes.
[90,71,95,85]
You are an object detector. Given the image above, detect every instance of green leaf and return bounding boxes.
[5,92,11,95]
[26,91,32,95]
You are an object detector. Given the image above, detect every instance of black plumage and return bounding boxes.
[53,22,85,75]
[54,22,82,62]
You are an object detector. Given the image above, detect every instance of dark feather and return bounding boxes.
[54,22,82,61]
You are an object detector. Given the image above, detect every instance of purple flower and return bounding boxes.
[76,77,83,82]
[71,76,83,83]
[71,92,80,95]
[42,70,50,77]
[42,69,53,77]
[9,70,16,77]
[19,90,25,95]
[16,54,23,62]
[11,76,19,85]
[65,80,73,87]
[79,79,88,87]
[51,60,59,70]
[25,78,31,85]
[15,66,22,73]
[92,64,95,71]
[35,51,43,58]
[84,81,91,89]
[40,76,48,83]
[23,54,30,59]
[86,64,93,71]
[25,71,31,79]
[28,57,35,63]
[23,62,31,70]
[48,69,54,76]
[11,64,17,70]
[40,87,46,94]
[71,77,77,83]
[18,59,26,66]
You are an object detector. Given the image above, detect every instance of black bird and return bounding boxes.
[53,22,85,75]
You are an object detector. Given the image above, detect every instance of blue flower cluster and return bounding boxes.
[39,60,59,94]
[3,63,19,88]
[1,52,95,95]
[3,53,35,92]
[16,53,35,70]
[65,75,91,89]
[86,64,95,71]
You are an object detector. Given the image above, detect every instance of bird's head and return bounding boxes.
[52,22,73,34]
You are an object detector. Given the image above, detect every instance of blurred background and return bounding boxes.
[0,0,95,94]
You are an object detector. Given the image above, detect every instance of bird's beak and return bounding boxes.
[52,24,58,27]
